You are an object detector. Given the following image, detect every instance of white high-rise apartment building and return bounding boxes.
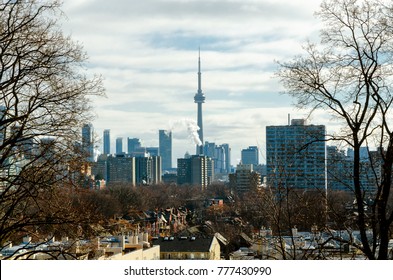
[266,119,326,190]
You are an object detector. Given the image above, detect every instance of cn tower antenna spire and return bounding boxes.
[194,48,205,155]
[198,47,202,94]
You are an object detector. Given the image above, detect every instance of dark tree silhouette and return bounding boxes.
[277,0,393,259]
[0,0,104,257]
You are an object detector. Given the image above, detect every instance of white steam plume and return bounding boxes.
[168,118,202,146]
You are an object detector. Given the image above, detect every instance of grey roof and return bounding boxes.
[152,236,214,253]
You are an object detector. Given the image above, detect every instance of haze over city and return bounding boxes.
[60,0,334,166]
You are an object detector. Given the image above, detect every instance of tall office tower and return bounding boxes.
[103,129,110,155]
[204,141,216,168]
[266,119,326,190]
[82,123,94,162]
[222,143,231,173]
[241,146,259,166]
[127,137,141,154]
[116,137,123,155]
[204,141,226,175]
[159,129,172,171]
[194,49,205,155]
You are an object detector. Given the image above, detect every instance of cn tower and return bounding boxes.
[194,48,205,155]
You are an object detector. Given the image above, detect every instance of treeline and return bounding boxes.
[77,183,358,237]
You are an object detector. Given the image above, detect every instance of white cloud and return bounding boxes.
[61,0,329,165]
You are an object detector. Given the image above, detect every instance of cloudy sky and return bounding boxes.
[61,0,327,166]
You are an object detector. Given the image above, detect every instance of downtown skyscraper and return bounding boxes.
[159,129,172,171]
[204,142,231,175]
[103,129,110,155]
[82,123,94,162]
[241,146,259,166]
[127,137,142,154]
[116,137,123,155]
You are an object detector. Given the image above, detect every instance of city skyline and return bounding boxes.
[61,0,341,165]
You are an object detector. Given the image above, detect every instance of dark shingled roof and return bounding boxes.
[152,236,214,253]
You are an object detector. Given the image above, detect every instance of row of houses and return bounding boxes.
[0,232,222,260]
[3,226,392,260]
[124,208,189,237]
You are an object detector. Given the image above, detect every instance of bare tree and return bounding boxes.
[277,0,393,259]
[0,0,104,255]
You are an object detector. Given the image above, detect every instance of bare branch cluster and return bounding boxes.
[277,0,393,259]
[0,0,104,254]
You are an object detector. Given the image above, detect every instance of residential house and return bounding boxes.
[152,235,220,260]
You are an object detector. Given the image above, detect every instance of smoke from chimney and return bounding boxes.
[168,118,202,146]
